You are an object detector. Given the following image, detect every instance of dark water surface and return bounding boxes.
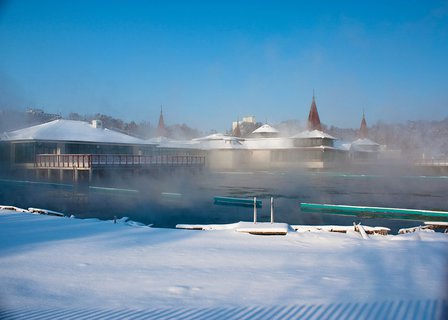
[1,169,447,233]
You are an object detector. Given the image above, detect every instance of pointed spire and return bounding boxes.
[233,120,241,137]
[157,105,166,137]
[307,94,322,131]
[359,111,368,139]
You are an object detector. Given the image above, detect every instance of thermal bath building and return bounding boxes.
[185,96,346,170]
[346,113,381,162]
[242,96,345,169]
[0,96,348,176]
[0,119,205,182]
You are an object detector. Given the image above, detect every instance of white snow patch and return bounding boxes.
[0,210,447,311]
[291,130,336,140]
[251,124,279,134]
[177,222,290,235]
[0,205,29,212]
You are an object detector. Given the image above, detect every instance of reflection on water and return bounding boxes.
[1,169,447,233]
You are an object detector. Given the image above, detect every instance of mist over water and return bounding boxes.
[1,166,447,233]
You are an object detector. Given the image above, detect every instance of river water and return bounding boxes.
[1,168,447,233]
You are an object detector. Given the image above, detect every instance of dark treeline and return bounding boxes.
[67,112,152,138]
[68,112,203,140]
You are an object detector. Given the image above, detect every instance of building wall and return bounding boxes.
[250,150,271,168]
[205,147,347,171]
[7,141,158,167]
[13,142,37,163]
[65,143,134,155]
[156,147,205,157]
[293,138,334,148]
[207,149,249,170]
[0,142,11,173]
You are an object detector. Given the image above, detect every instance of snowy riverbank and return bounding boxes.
[0,209,447,319]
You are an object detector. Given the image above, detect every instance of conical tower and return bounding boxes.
[359,112,368,139]
[157,106,166,137]
[307,94,322,131]
[233,120,241,137]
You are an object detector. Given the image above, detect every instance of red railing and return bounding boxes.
[35,154,206,169]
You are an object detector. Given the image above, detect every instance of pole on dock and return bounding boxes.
[270,197,274,223]
[253,196,257,224]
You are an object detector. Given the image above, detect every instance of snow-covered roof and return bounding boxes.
[351,138,380,146]
[251,124,279,134]
[193,133,242,141]
[192,133,246,150]
[337,141,352,151]
[146,136,171,144]
[2,119,147,145]
[341,138,380,152]
[198,139,246,150]
[244,137,293,149]
[192,134,293,150]
[147,136,201,149]
[291,130,336,140]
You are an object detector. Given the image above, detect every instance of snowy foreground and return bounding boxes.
[1,209,447,319]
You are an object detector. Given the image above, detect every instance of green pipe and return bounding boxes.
[300,203,448,221]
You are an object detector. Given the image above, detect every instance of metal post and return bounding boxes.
[270,197,274,223]
[253,196,257,224]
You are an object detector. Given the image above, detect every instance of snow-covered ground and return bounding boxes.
[0,209,447,319]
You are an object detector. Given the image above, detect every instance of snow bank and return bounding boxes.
[0,211,447,317]
[292,224,391,235]
[177,222,290,235]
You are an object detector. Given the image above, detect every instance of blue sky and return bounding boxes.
[1,0,447,132]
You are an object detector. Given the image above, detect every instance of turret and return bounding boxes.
[157,106,166,137]
[359,112,368,139]
[307,94,322,131]
[233,120,241,137]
